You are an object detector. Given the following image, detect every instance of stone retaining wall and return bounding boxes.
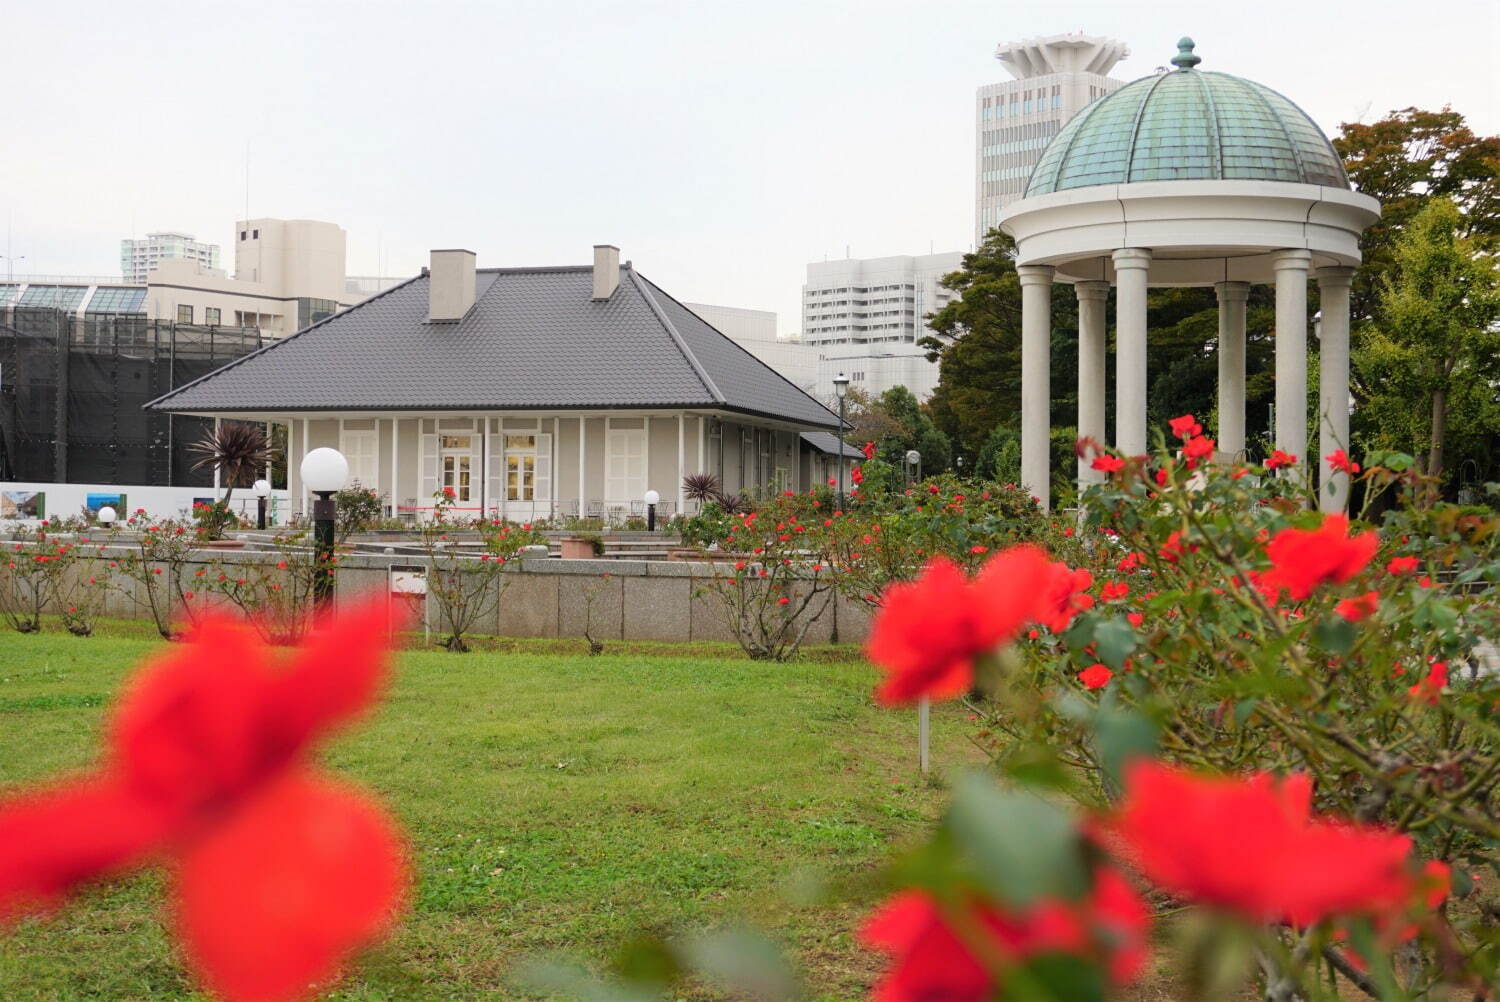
[30,545,872,646]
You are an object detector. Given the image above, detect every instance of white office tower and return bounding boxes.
[975,33,1130,244]
[801,252,963,401]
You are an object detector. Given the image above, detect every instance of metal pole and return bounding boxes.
[918,698,930,774]
[312,490,336,610]
[646,502,657,532]
[837,395,847,510]
[257,496,267,530]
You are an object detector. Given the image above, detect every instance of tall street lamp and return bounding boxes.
[906,449,922,486]
[643,489,660,532]
[300,447,348,610]
[832,372,850,509]
[252,478,271,530]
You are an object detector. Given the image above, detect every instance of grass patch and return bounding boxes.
[0,627,975,1000]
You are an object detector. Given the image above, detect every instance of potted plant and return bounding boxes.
[559,532,604,560]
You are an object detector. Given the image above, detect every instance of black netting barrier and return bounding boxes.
[0,308,266,486]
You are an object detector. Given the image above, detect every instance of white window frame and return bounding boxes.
[340,428,379,494]
[439,434,474,502]
[605,427,647,506]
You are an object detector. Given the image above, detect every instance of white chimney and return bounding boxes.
[592,244,620,300]
[428,248,477,322]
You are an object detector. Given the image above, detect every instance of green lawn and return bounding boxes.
[0,627,975,1001]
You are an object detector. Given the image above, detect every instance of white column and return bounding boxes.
[1075,280,1109,487]
[677,413,686,515]
[301,416,310,519]
[390,417,399,518]
[578,415,587,518]
[1113,248,1152,455]
[1018,264,1055,509]
[1273,249,1312,482]
[1317,266,1356,511]
[1215,281,1251,460]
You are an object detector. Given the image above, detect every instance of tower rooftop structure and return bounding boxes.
[994,32,1130,80]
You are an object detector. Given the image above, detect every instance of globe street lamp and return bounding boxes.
[643,489,660,532]
[300,448,348,610]
[906,449,922,486]
[97,506,117,529]
[252,478,271,530]
[832,372,850,509]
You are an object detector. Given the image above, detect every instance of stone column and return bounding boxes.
[1316,266,1356,511]
[1018,264,1056,510]
[1075,281,1110,487]
[1112,248,1152,455]
[1272,249,1312,482]
[1214,281,1251,460]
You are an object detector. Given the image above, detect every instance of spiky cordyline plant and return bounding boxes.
[189,423,277,538]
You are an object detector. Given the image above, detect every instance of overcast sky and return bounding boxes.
[4,0,1497,334]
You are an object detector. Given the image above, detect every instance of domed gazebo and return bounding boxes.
[999,38,1381,511]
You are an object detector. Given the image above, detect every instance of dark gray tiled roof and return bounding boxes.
[800,432,862,459]
[147,265,840,430]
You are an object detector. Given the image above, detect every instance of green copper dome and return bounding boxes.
[1025,38,1348,197]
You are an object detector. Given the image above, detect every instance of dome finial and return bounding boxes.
[1171,37,1201,69]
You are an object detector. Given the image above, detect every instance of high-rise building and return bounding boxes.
[119,231,221,283]
[975,33,1130,244]
[800,251,963,400]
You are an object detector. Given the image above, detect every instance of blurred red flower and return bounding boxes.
[1079,664,1113,690]
[1265,449,1298,470]
[860,867,1149,1001]
[1326,449,1361,475]
[0,599,407,1002]
[1035,560,1094,633]
[1091,455,1125,474]
[1335,591,1380,622]
[1386,555,1419,576]
[1114,762,1412,926]
[1260,515,1378,601]
[1168,414,1202,440]
[867,547,1051,706]
[1408,661,1448,705]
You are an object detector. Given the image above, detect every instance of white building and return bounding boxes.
[120,231,221,283]
[684,302,819,395]
[800,252,962,400]
[976,33,1130,244]
[5,218,365,335]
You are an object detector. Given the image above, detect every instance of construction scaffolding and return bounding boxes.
[0,307,269,486]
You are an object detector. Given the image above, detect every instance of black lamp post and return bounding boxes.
[644,489,660,532]
[252,478,271,530]
[832,372,850,509]
[299,447,348,611]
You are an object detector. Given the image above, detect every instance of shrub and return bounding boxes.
[335,483,385,542]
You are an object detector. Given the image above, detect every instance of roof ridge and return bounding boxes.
[143,270,427,410]
[625,269,726,405]
[653,282,841,425]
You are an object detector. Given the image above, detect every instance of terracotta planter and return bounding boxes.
[559,537,599,560]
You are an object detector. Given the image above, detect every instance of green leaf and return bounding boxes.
[677,928,798,1001]
[1312,616,1356,654]
[946,772,1088,908]
[1233,698,1259,726]
[1061,612,1097,651]
[1093,617,1139,670]
[1005,952,1109,1001]
[1093,704,1157,794]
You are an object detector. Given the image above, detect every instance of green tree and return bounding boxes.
[1334,107,1500,328]
[924,230,1078,461]
[872,385,952,474]
[1355,198,1500,482]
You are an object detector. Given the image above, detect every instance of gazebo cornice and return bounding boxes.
[999,179,1381,286]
